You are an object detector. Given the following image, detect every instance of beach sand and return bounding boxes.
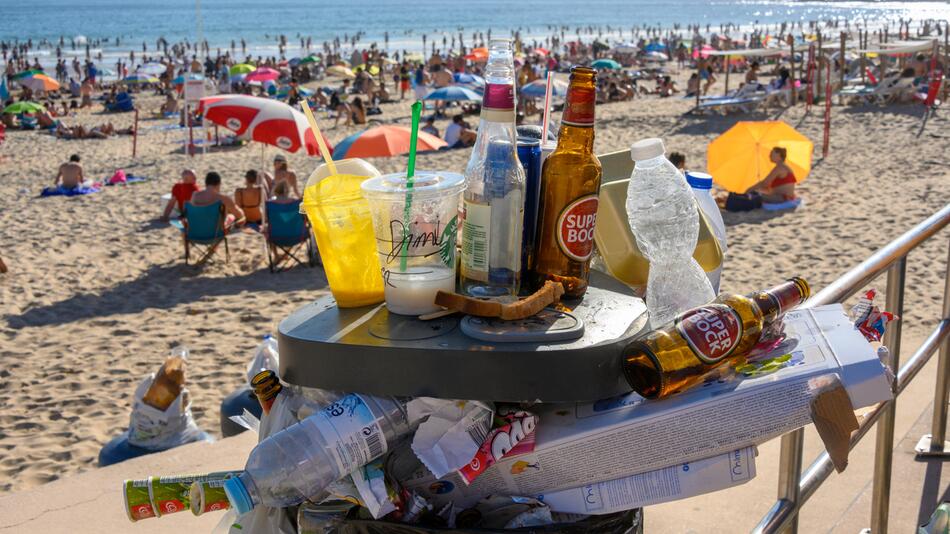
[0,81,948,494]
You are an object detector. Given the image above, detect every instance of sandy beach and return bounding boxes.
[0,76,948,495]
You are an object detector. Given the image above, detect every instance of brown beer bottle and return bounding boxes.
[532,66,602,298]
[622,278,810,399]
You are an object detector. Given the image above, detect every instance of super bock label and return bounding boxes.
[675,305,743,364]
[555,195,598,261]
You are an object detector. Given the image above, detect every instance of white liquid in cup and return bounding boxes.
[384,266,457,316]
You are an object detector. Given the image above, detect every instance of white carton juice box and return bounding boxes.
[393,304,890,507]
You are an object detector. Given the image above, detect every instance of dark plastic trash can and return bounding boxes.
[220,386,263,437]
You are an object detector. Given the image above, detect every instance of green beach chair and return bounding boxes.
[265,200,317,272]
[179,201,230,265]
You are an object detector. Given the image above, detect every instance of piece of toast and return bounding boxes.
[434,281,565,320]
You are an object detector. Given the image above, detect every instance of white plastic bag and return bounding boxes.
[246,335,279,384]
[126,374,209,450]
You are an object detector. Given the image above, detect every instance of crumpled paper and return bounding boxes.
[406,398,494,478]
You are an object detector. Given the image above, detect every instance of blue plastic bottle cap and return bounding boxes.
[224,476,255,515]
[686,171,713,190]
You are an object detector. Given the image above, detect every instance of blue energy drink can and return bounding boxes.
[517,137,542,293]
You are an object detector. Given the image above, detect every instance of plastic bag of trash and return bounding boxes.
[126,372,209,450]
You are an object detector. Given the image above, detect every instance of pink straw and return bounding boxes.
[540,71,555,146]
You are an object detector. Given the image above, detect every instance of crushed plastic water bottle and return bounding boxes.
[626,138,715,327]
[223,394,413,515]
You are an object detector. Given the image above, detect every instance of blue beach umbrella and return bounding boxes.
[520,78,568,99]
[453,73,485,86]
[591,59,621,70]
[423,86,482,101]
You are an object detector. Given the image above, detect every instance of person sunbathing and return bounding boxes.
[54,154,85,190]
[234,169,265,227]
[160,169,199,222]
[188,171,246,229]
[159,93,179,115]
[745,147,797,203]
[263,154,300,198]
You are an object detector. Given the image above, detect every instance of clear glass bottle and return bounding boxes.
[459,38,525,298]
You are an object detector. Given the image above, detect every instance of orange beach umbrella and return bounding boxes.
[707,121,813,194]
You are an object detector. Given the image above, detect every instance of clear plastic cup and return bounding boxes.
[301,162,384,308]
[361,172,465,315]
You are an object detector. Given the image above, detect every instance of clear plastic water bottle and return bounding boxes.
[626,139,715,327]
[223,394,412,514]
[686,171,728,293]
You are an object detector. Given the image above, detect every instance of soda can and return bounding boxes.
[123,479,157,522]
[517,136,542,292]
[147,471,240,517]
[190,478,231,516]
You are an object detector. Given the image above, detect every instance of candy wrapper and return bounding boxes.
[458,405,538,484]
[407,398,494,479]
[849,289,898,342]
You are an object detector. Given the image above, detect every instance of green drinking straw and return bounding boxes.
[399,101,423,272]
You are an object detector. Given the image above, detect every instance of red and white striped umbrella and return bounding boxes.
[197,95,332,156]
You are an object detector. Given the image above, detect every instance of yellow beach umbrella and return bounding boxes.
[706,121,813,194]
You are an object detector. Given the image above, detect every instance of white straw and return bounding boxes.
[540,71,555,145]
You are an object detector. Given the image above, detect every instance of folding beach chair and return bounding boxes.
[177,201,230,265]
[265,200,317,273]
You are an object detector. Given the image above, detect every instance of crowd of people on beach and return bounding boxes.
[4,15,946,212]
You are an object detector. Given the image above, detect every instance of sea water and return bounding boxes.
[6,0,950,74]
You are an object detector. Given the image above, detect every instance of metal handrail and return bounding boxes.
[754,202,950,533]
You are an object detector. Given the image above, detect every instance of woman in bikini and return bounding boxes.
[234,169,265,228]
[746,147,797,203]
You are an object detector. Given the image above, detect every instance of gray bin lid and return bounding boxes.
[277,271,648,402]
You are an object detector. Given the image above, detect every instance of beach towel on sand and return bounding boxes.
[105,169,149,185]
[40,184,100,197]
[762,198,803,211]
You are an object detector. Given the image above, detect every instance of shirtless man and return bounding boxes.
[264,154,300,198]
[188,172,245,228]
[55,154,85,189]
[80,78,93,108]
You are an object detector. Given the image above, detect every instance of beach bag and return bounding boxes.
[725,192,762,212]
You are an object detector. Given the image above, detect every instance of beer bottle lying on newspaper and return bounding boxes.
[622,277,810,399]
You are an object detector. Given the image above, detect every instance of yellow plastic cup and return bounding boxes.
[302,172,384,308]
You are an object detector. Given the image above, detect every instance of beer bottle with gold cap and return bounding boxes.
[531,66,602,298]
[622,277,811,399]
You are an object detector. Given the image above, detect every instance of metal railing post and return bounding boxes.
[916,243,950,457]
[775,429,805,533]
[868,259,907,534]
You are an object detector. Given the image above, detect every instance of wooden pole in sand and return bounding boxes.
[823,60,832,158]
[724,54,730,96]
[788,35,797,105]
[695,49,702,110]
[839,32,846,104]
[860,30,867,85]
[944,21,949,101]
[132,109,139,158]
[816,32,823,101]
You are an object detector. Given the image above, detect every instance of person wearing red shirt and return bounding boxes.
[160,169,199,222]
